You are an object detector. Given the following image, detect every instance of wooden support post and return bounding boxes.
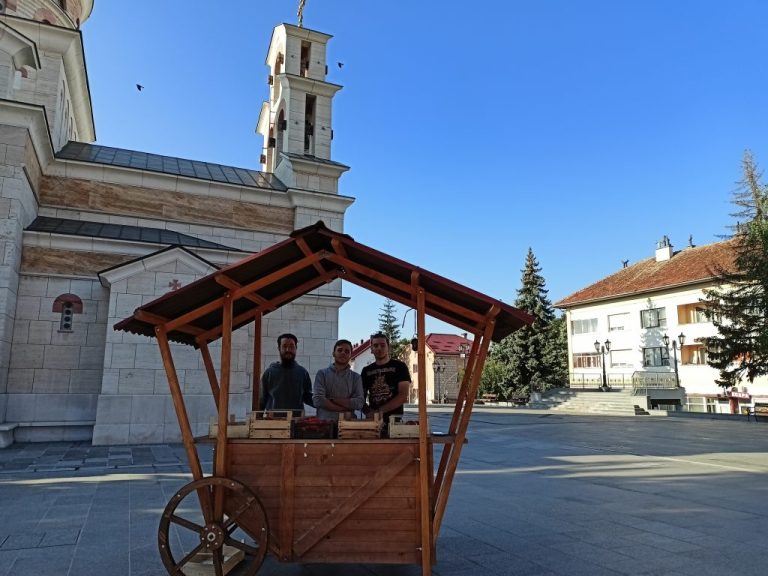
[415,284,432,576]
[199,342,220,411]
[156,327,210,522]
[214,293,234,522]
[252,315,262,411]
[433,336,481,503]
[432,313,497,540]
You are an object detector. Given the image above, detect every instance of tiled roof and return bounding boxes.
[27,216,236,250]
[426,333,473,355]
[56,142,288,191]
[351,339,371,359]
[284,152,350,169]
[556,239,739,308]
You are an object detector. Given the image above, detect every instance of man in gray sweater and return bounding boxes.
[313,339,364,422]
[260,333,313,415]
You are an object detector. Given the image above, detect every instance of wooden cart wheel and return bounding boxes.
[158,477,269,576]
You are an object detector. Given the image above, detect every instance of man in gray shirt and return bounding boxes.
[313,339,364,422]
[260,333,313,415]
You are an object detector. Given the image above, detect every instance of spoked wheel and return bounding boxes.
[159,477,269,576]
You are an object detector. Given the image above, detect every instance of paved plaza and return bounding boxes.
[0,410,767,575]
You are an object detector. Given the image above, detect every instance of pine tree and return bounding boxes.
[703,151,768,385]
[491,248,561,394]
[377,298,401,346]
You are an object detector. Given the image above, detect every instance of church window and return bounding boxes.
[300,42,311,77]
[304,94,316,154]
[53,293,83,332]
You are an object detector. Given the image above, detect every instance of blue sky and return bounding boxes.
[83,1,768,344]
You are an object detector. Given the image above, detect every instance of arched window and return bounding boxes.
[53,294,83,332]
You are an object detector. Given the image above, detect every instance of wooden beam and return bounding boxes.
[416,284,432,576]
[325,253,412,297]
[164,297,225,334]
[432,309,498,539]
[292,450,414,557]
[214,293,234,522]
[337,270,486,336]
[156,326,210,523]
[433,335,481,505]
[330,237,348,257]
[215,275,268,306]
[136,310,204,336]
[229,252,326,301]
[295,237,327,276]
[199,342,220,411]
[197,272,336,344]
[252,315,262,412]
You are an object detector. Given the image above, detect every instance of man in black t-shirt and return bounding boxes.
[361,333,411,425]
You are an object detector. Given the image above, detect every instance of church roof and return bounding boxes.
[555,239,739,308]
[56,142,288,191]
[27,216,236,251]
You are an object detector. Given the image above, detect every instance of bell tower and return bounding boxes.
[256,22,348,194]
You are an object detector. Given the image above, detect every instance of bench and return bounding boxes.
[481,393,498,404]
[747,402,768,422]
[511,396,529,406]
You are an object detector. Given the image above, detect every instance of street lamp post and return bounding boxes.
[433,360,446,404]
[594,339,611,391]
[663,332,686,388]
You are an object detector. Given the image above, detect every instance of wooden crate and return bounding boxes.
[338,412,382,439]
[208,415,249,439]
[388,415,429,439]
[292,417,335,439]
[249,410,293,439]
[184,544,244,576]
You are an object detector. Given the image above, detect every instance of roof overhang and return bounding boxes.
[115,221,533,347]
[7,16,95,142]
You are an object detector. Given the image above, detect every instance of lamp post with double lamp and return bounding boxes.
[433,359,446,404]
[663,332,685,388]
[594,339,611,391]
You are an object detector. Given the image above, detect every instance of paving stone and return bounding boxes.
[0,533,43,551]
[39,528,80,547]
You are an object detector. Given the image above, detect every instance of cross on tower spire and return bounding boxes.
[298,0,306,28]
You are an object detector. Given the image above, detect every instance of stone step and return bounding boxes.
[542,389,644,416]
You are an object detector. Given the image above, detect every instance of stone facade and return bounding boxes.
[0,2,353,445]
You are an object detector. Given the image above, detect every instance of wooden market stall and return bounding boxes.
[115,221,532,576]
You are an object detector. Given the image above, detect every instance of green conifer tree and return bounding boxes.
[704,151,768,385]
[491,248,560,394]
[378,298,401,348]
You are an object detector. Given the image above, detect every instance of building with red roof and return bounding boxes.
[556,236,767,413]
[403,333,473,404]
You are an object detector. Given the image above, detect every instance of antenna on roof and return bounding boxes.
[621,259,629,268]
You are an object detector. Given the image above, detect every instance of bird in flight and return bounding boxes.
[136,84,144,91]
[337,62,344,69]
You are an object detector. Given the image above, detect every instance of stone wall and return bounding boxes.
[6,275,107,440]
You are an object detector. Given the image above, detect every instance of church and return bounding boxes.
[0,1,352,446]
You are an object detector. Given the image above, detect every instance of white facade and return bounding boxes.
[0,3,354,446]
[563,259,768,414]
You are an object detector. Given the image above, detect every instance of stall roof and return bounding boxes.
[115,221,533,346]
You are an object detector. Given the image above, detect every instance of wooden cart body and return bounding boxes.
[115,221,532,575]
[228,438,425,565]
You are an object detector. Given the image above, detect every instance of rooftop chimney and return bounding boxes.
[655,235,673,262]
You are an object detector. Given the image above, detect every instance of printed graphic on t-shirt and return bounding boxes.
[370,373,392,406]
